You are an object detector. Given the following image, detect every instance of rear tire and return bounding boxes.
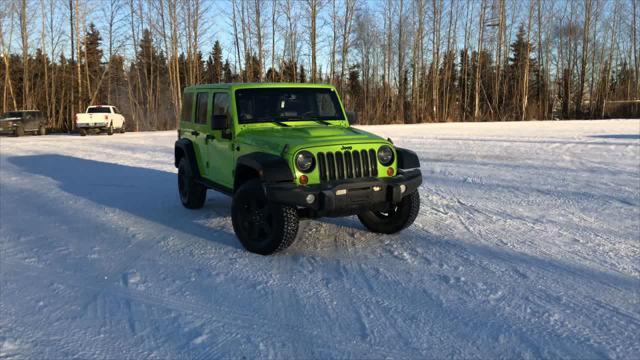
[14,126,24,137]
[79,128,87,136]
[107,124,114,136]
[357,191,420,234]
[232,179,299,255]
[120,124,126,134]
[38,126,46,136]
[177,157,206,209]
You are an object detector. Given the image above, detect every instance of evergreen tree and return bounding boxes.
[206,40,223,83]
[243,53,261,82]
[298,64,306,83]
[266,67,279,82]
[222,59,232,83]
[347,64,362,116]
[281,60,297,82]
[507,25,535,120]
[83,23,104,104]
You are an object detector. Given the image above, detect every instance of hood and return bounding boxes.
[237,125,386,151]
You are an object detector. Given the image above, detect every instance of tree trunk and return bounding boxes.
[575,0,592,115]
[474,0,486,121]
[308,0,318,82]
[20,0,29,109]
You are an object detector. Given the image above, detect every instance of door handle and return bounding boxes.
[205,134,215,143]
[191,130,199,136]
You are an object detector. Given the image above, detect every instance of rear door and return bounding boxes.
[180,91,206,176]
[190,91,212,176]
[205,92,235,188]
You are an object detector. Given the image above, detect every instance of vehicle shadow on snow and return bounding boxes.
[8,154,241,250]
[589,134,640,140]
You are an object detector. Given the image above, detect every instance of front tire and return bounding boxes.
[177,158,206,209]
[79,128,87,136]
[14,126,24,137]
[357,191,420,234]
[232,179,299,255]
[38,125,46,136]
[107,123,114,135]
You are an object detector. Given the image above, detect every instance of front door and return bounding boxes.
[205,92,235,189]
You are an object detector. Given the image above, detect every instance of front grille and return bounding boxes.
[317,149,378,181]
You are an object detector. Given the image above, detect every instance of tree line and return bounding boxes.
[1,0,638,132]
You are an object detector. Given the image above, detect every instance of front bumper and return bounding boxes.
[0,123,18,132]
[266,169,422,217]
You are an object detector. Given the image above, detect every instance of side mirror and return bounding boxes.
[346,111,358,125]
[212,114,228,130]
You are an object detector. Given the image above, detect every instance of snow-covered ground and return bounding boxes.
[1,120,639,358]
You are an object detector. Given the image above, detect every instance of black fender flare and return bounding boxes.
[174,138,200,177]
[396,147,420,170]
[235,152,293,189]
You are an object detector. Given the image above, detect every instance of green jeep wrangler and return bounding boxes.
[175,83,422,255]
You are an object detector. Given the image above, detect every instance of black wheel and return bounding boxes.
[14,126,24,137]
[79,128,87,136]
[357,191,420,234]
[38,126,46,136]
[120,124,126,134]
[107,123,114,135]
[177,157,206,209]
[231,179,299,255]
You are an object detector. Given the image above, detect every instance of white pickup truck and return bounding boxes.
[75,105,125,136]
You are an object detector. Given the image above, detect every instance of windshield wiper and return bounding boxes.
[313,119,332,126]
[268,119,290,127]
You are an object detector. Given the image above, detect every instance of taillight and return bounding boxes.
[104,115,108,120]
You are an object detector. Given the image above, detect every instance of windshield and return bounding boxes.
[235,88,345,124]
[2,112,22,118]
[87,107,111,114]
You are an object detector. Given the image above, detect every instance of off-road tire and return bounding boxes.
[14,126,24,137]
[79,129,87,136]
[231,179,298,255]
[107,124,114,136]
[38,126,46,136]
[357,191,420,234]
[177,157,206,209]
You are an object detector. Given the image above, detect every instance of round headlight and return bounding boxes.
[295,151,315,173]
[377,145,395,166]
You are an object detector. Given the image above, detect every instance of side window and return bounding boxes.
[212,93,230,129]
[195,92,209,124]
[181,92,194,122]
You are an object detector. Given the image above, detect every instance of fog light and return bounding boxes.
[387,167,394,176]
[305,194,316,204]
[299,175,308,184]
[372,186,381,192]
[400,184,406,193]
[336,189,347,196]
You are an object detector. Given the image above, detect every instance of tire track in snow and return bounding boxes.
[3,258,412,358]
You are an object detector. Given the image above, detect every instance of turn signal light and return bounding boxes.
[299,175,309,184]
[387,167,394,176]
